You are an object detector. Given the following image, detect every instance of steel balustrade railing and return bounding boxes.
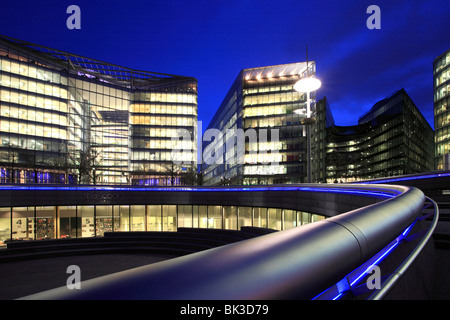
[368,196,439,300]
[18,184,425,300]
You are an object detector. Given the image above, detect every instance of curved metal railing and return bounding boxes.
[18,184,425,300]
[368,196,439,300]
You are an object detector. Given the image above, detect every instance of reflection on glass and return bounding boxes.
[147,205,161,231]
[79,206,95,237]
[130,205,145,231]
[238,207,252,228]
[36,206,55,239]
[208,206,222,229]
[178,205,193,228]
[224,206,237,230]
[59,206,77,238]
[162,205,177,231]
[268,208,282,230]
[284,209,296,229]
[96,205,113,236]
[253,207,267,228]
[117,205,129,232]
[0,207,10,244]
[12,207,34,240]
[197,205,208,229]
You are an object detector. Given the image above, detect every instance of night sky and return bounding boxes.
[1,0,449,131]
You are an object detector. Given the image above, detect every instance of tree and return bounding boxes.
[67,146,103,184]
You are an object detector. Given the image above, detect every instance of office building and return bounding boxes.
[325,89,434,182]
[202,62,317,185]
[434,48,450,170]
[0,35,197,186]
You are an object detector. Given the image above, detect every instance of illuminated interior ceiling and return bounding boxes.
[243,62,310,80]
[0,34,195,91]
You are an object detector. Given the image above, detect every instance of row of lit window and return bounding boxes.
[244,152,288,165]
[244,105,288,117]
[244,115,305,128]
[436,124,450,142]
[243,164,287,175]
[435,97,448,116]
[132,92,197,104]
[131,163,178,173]
[435,83,450,102]
[436,141,450,155]
[247,141,284,151]
[1,105,67,126]
[0,135,64,152]
[0,57,67,86]
[131,115,196,127]
[434,52,450,74]
[132,127,194,139]
[0,204,323,241]
[243,84,296,95]
[132,150,195,162]
[1,90,68,113]
[1,120,66,140]
[243,91,304,106]
[435,68,450,87]
[132,138,195,150]
[131,103,196,115]
[0,74,68,99]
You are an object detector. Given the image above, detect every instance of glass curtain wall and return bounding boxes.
[202,62,313,186]
[434,49,450,170]
[0,204,322,245]
[130,85,198,186]
[0,36,198,186]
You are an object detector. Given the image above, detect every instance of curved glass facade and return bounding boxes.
[0,203,322,244]
[323,89,434,182]
[0,35,197,186]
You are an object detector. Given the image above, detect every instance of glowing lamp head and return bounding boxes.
[294,77,321,93]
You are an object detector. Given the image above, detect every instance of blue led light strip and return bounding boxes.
[360,171,450,184]
[0,184,401,199]
[314,214,419,300]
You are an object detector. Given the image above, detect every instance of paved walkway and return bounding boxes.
[0,253,177,300]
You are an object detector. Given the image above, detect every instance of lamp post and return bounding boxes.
[294,70,321,183]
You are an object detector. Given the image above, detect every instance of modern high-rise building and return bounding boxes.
[0,35,198,186]
[434,48,450,170]
[202,62,318,186]
[324,89,434,182]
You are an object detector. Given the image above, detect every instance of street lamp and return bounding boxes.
[294,67,321,183]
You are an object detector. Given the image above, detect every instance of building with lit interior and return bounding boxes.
[434,48,450,170]
[202,62,318,185]
[324,89,434,182]
[0,35,198,186]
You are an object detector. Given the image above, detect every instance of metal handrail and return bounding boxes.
[19,184,425,300]
[369,196,439,300]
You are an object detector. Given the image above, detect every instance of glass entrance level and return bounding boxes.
[0,204,323,244]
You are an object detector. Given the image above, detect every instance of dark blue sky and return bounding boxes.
[1,0,449,130]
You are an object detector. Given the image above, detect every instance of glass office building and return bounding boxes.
[325,89,434,182]
[202,62,317,185]
[434,48,450,170]
[0,35,197,186]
